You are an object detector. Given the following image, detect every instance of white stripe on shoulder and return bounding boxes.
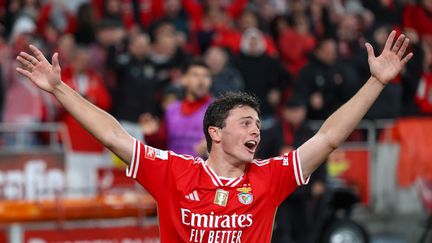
[126,139,138,178]
[292,150,301,186]
[133,140,141,179]
[170,152,195,161]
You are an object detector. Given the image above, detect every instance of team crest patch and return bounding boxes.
[238,192,253,205]
[237,186,253,205]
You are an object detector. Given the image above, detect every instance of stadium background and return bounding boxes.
[0,0,431,242]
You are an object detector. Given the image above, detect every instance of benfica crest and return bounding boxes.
[237,186,253,205]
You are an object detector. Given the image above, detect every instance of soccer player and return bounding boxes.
[16,31,412,242]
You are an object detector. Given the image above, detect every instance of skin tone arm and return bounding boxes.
[299,30,413,179]
[16,45,134,165]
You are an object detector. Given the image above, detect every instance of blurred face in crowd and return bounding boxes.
[282,106,307,127]
[154,23,177,55]
[182,65,212,101]
[316,39,337,65]
[422,0,432,11]
[204,47,227,74]
[128,33,150,60]
[164,0,181,16]
[72,47,90,73]
[106,0,121,15]
[238,11,258,32]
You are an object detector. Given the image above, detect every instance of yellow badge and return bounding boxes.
[236,187,252,193]
[214,189,229,207]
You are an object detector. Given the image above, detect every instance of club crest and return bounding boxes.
[237,192,253,205]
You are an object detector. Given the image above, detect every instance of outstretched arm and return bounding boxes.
[16,45,134,165]
[299,31,413,178]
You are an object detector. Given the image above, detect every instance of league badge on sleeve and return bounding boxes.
[237,186,253,205]
[214,189,229,207]
[145,146,156,160]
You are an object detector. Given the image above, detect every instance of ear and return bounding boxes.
[208,126,221,144]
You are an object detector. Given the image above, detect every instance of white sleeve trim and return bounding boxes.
[293,149,310,186]
[126,139,140,179]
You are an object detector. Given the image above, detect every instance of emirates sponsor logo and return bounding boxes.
[181,208,253,228]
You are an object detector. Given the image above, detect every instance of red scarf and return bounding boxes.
[181,95,211,115]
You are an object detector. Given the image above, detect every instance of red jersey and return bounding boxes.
[126,139,309,242]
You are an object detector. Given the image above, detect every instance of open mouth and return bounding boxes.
[244,140,258,151]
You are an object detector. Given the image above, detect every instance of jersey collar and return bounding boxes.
[201,160,244,188]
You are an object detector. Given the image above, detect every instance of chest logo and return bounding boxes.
[237,186,253,205]
[214,189,229,207]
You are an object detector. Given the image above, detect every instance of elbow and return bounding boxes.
[319,130,342,151]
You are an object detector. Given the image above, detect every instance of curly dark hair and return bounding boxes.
[203,92,261,152]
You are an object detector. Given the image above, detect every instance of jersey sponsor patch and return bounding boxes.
[155,149,168,160]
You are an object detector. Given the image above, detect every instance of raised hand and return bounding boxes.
[16,45,62,93]
[365,30,413,85]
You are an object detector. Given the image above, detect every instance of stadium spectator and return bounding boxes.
[141,59,212,157]
[204,46,244,96]
[107,32,157,142]
[234,27,291,118]
[59,45,111,152]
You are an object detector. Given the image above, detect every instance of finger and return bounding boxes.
[397,38,410,59]
[401,52,413,66]
[17,56,34,70]
[16,67,32,79]
[391,34,405,53]
[29,44,47,62]
[52,52,60,69]
[20,51,38,65]
[365,42,375,59]
[383,30,396,51]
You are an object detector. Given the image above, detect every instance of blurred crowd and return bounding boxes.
[1,0,432,155]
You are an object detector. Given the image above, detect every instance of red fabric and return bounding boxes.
[136,0,164,28]
[60,67,112,152]
[394,118,432,187]
[278,28,316,76]
[415,72,432,113]
[36,3,76,35]
[126,140,308,242]
[181,95,212,115]
[402,4,432,39]
[212,27,278,57]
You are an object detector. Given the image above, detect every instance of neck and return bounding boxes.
[206,151,246,178]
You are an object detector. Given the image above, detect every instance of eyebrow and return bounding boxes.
[239,116,261,126]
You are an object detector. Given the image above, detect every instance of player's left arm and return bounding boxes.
[298,30,413,179]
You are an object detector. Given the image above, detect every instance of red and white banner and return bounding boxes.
[0,152,65,200]
[24,225,159,243]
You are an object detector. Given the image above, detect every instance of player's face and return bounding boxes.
[220,106,261,163]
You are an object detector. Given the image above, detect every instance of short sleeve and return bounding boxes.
[269,149,310,206]
[125,139,172,200]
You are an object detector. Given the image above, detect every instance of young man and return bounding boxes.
[142,59,213,157]
[16,31,412,242]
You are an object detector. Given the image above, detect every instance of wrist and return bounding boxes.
[370,75,387,87]
[52,81,66,96]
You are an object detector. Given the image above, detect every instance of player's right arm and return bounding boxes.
[16,45,134,165]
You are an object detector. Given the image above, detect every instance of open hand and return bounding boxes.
[16,45,62,93]
[366,31,413,85]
